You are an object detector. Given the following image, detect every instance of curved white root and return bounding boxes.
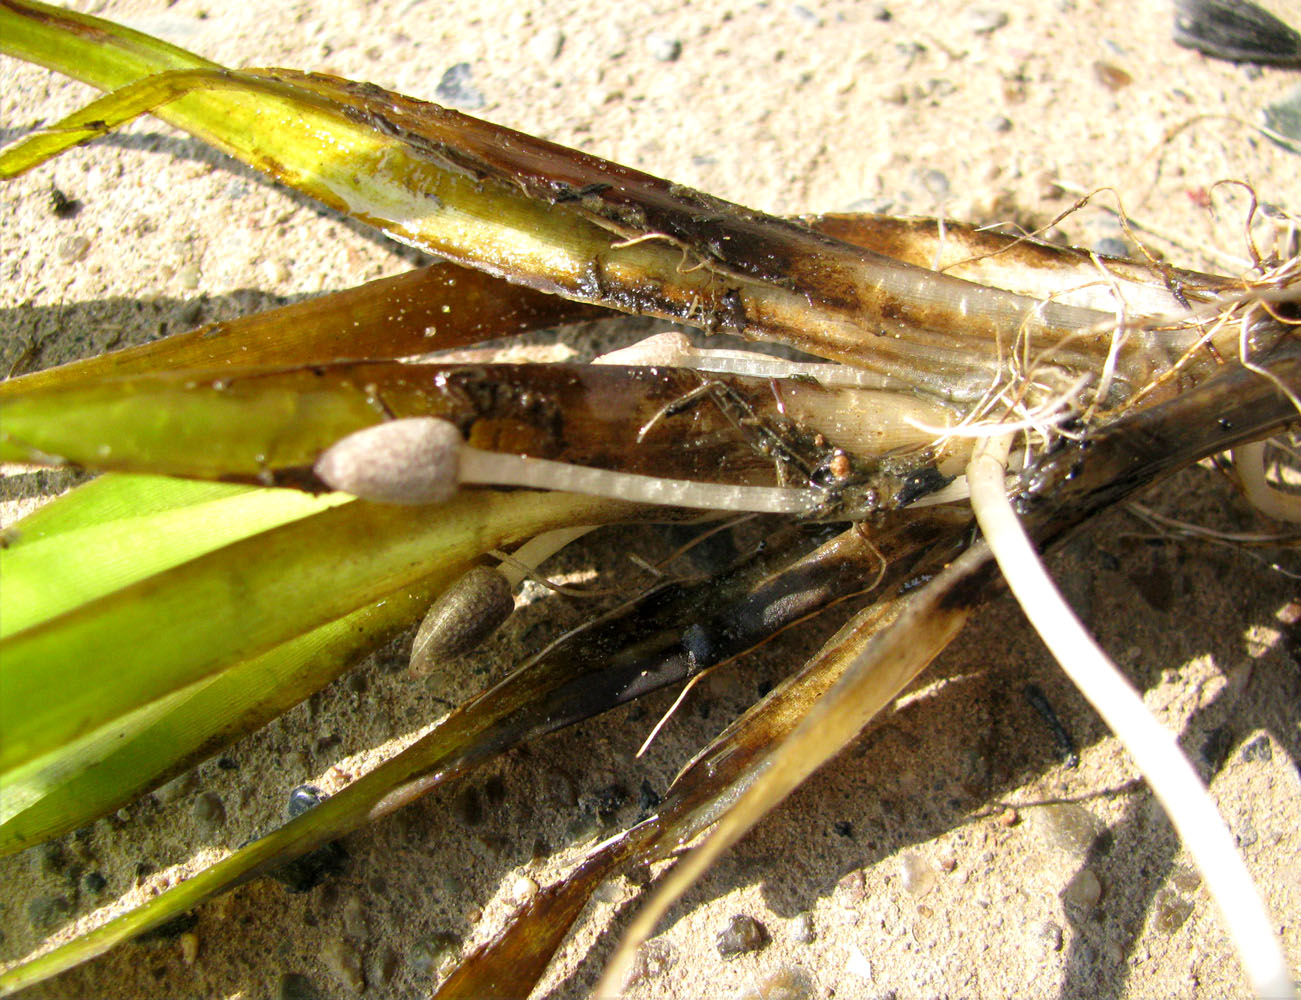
[1235,440,1301,525]
[967,434,1296,1000]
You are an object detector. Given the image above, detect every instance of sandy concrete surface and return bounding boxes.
[2,1,1300,998]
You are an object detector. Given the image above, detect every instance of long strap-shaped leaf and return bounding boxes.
[0,489,640,774]
[5,0,1205,405]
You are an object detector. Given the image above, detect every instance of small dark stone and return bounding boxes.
[278,972,322,1000]
[834,820,854,838]
[716,914,770,958]
[214,754,236,770]
[1173,0,1301,65]
[1241,734,1274,763]
[83,870,108,894]
[270,840,349,893]
[1201,725,1234,776]
[27,894,72,931]
[435,63,486,110]
[288,784,327,819]
[49,186,82,219]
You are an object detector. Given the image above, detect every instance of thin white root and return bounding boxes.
[967,434,1295,1000]
[1235,441,1301,525]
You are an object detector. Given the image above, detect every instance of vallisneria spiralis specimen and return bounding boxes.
[1,2,1298,998]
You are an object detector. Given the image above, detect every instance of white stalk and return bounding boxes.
[315,417,816,514]
[967,434,1295,1000]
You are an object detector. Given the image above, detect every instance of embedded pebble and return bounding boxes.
[837,868,867,904]
[155,769,199,804]
[509,874,539,905]
[1061,867,1103,913]
[1030,802,1103,859]
[986,114,1013,132]
[899,852,936,897]
[27,893,72,930]
[1028,918,1063,956]
[789,911,816,944]
[626,938,675,986]
[435,63,486,110]
[324,937,365,993]
[288,784,326,819]
[56,235,91,263]
[645,31,682,62]
[1155,889,1195,934]
[845,943,873,978]
[192,791,226,836]
[278,972,321,1000]
[791,5,823,26]
[1093,236,1129,258]
[965,7,1009,34]
[1092,60,1132,91]
[1241,734,1273,762]
[1171,865,1202,894]
[919,169,950,201]
[179,931,199,966]
[529,26,565,62]
[37,841,66,876]
[367,944,399,988]
[738,964,816,1000]
[83,870,108,894]
[262,257,292,286]
[177,265,202,290]
[408,931,461,974]
[716,914,769,957]
[49,186,81,219]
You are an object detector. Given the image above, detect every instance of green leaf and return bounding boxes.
[0,489,638,774]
